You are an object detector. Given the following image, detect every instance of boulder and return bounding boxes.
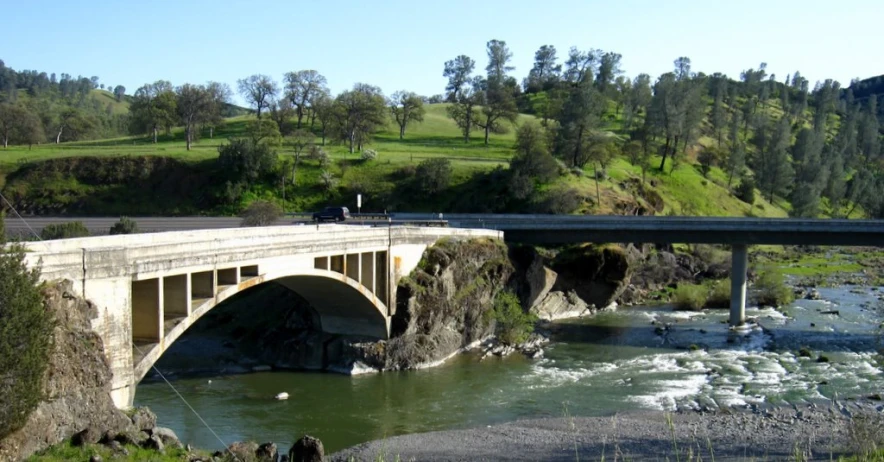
[225,441,259,461]
[806,289,822,300]
[289,435,324,462]
[142,435,165,453]
[71,427,102,447]
[256,442,279,461]
[89,455,103,462]
[130,407,157,432]
[152,426,182,448]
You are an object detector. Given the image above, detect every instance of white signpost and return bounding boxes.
[357,194,362,215]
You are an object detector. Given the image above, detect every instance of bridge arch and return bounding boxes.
[133,267,389,382]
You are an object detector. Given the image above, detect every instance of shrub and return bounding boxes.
[40,221,90,240]
[394,164,417,179]
[319,170,338,194]
[706,279,731,308]
[698,148,720,178]
[360,149,378,161]
[672,283,708,311]
[537,188,582,214]
[239,200,282,227]
[487,290,537,345]
[217,138,277,184]
[109,216,138,235]
[415,158,452,195]
[0,212,54,438]
[753,266,794,307]
[735,177,756,204]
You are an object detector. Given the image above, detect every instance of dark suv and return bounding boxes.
[312,206,351,222]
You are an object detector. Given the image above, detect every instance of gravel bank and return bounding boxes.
[332,402,884,461]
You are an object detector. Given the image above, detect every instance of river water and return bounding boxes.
[136,286,884,453]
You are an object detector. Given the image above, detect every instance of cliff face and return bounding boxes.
[0,281,130,461]
[510,244,633,320]
[354,238,514,370]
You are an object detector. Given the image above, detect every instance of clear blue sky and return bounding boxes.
[3,0,882,104]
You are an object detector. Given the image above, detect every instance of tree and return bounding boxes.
[756,116,794,203]
[12,107,44,149]
[330,83,387,153]
[415,158,452,195]
[130,81,177,143]
[476,78,518,145]
[312,92,333,145]
[176,83,213,150]
[525,45,560,92]
[217,138,277,185]
[240,200,282,227]
[789,129,828,218]
[388,91,425,140]
[283,70,328,128]
[823,151,846,216]
[0,103,25,148]
[443,55,475,101]
[596,52,622,93]
[711,79,727,148]
[204,81,232,138]
[725,141,746,188]
[697,147,721,178]
[285,129,314,185]
[268,98,295,136]
[112,85,126,102]
[245,118,282,146]
[446,77,483,143]
[859,96,880,159]
[109,217,138,235]
[555,74,606,168]
[622,74,652,132]
[485,39,514,82]
[510,121,558,184]
[587,135,617,205]
[0,212,54,439]
[237,74,277,119]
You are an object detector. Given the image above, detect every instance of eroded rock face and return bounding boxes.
[358,238,514,370]
[0,281,131,461]
[290,435,324,462]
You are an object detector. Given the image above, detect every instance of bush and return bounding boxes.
[109,216,138,235]
[0,212,54,438]
[240,200,282,227]
[487,290,536,345]
[537,188,583,214]
[735,177,756,204]
[217,138,277,185]
[706,279,731,308]
[40,221,90,240]
[415,158,452,195]
[753,267,794,307]
[672,283,708,311]
[360,149,378,161]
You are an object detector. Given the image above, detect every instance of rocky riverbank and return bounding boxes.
[332,402,884,461]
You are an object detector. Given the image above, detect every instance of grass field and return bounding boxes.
[0,102,795,217]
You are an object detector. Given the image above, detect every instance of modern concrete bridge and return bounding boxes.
[23,225,501,408]
[476,216,884,328]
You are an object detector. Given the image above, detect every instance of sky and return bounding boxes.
[2,0,882,105]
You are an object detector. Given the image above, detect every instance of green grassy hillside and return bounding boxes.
[0,102,792,217]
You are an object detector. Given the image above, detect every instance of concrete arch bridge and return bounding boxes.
[24,225,501,408]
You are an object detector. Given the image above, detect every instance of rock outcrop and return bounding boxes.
[356,238,514,370]
[512,244,632,320]
[0,281,131,461]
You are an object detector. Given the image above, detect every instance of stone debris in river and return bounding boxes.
[290,435,325,462]
[275,392,290,400]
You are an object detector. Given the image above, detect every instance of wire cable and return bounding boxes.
[131,342,239,461]
[0,191,41,241]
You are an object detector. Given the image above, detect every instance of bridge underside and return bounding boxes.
[130,254,391,388]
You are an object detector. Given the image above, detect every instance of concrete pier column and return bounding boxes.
[346,253,359,281]
[163,274,190,319]
[729,243,749,326]
[132,279,162,343]
[360,252,374,295]
[375,250,388,313]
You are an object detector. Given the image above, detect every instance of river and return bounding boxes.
[136,286,884,454]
